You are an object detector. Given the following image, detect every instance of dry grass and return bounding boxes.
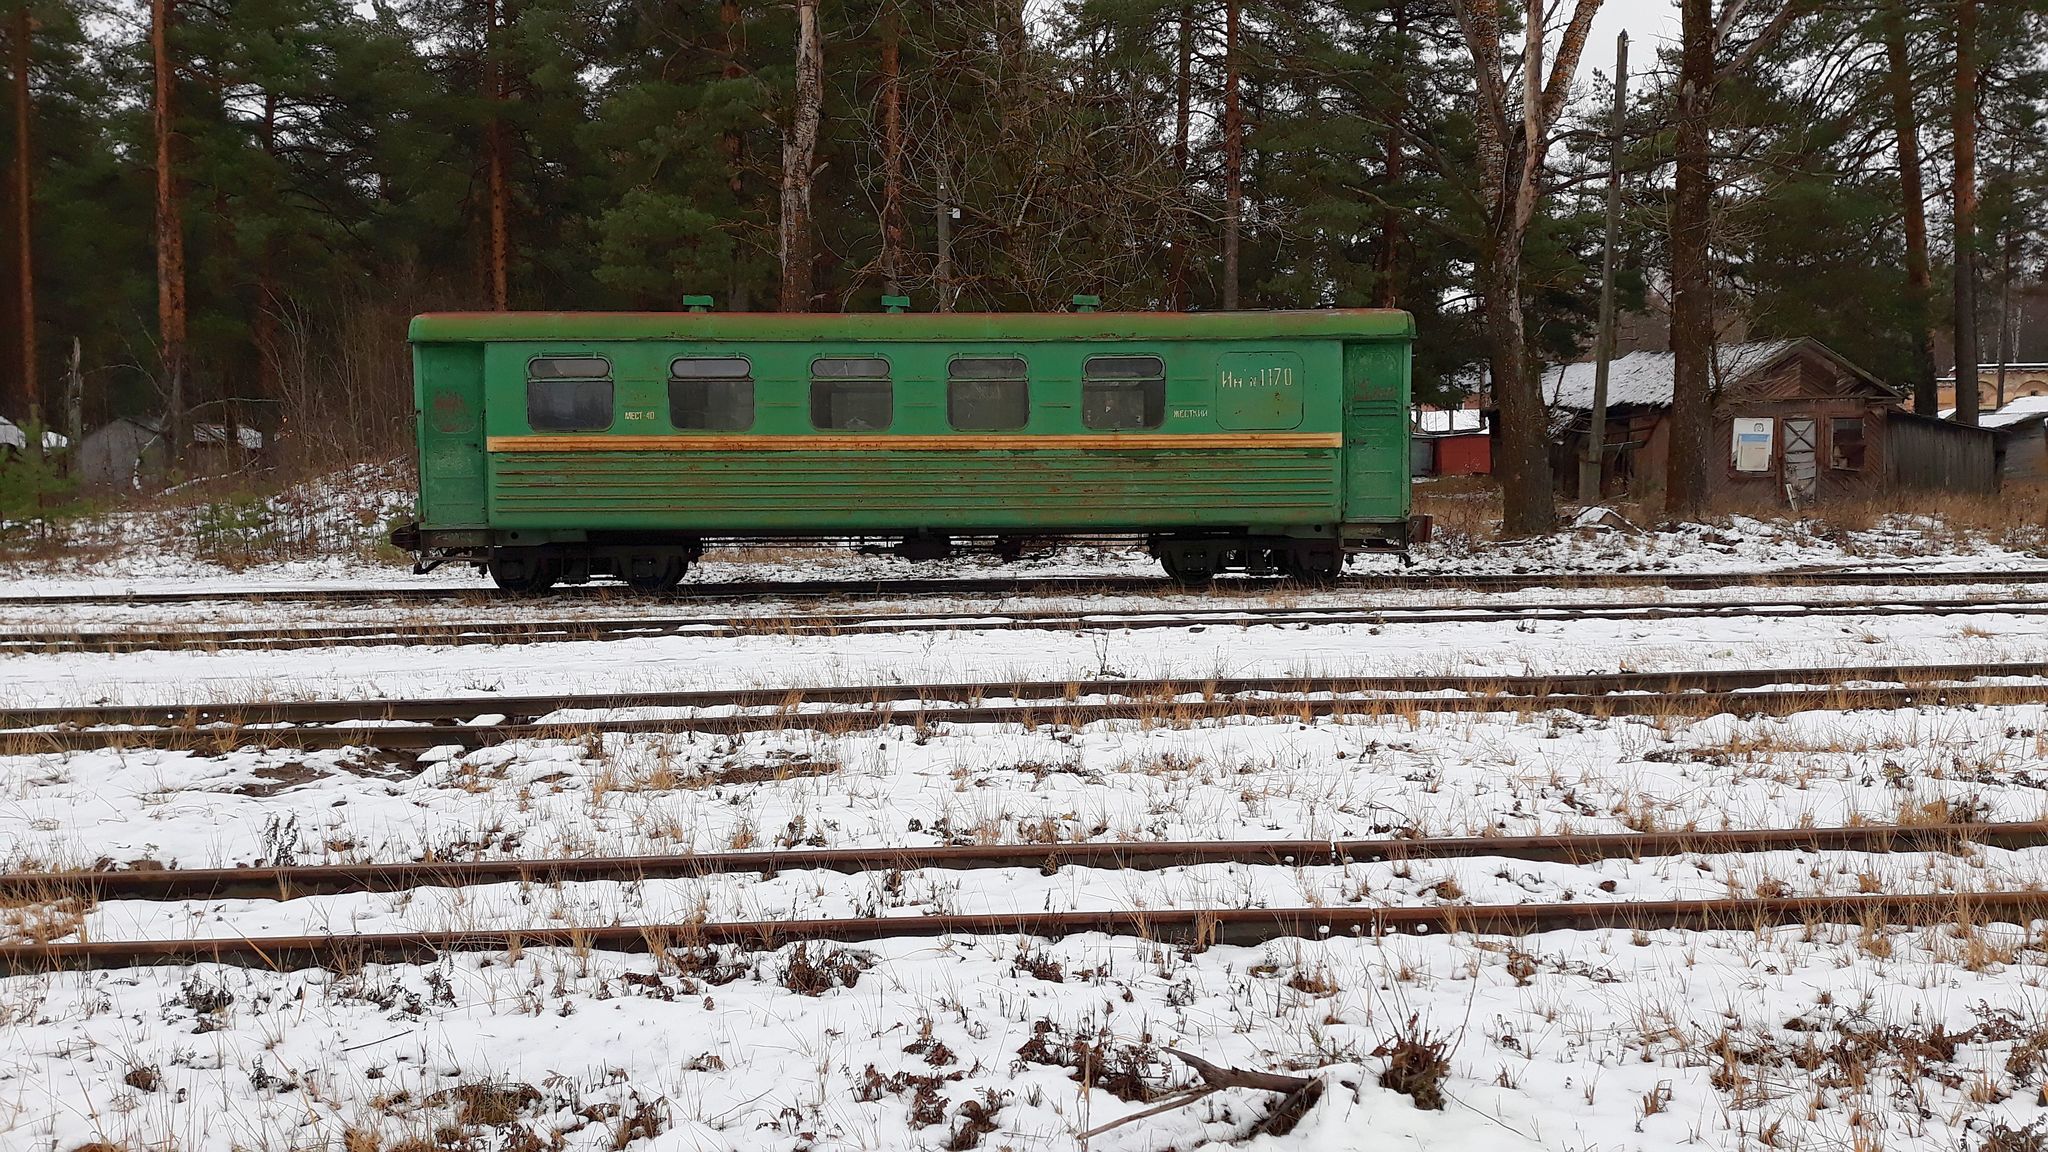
[1722,486,2048,555]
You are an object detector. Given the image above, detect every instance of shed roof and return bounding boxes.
[1981,395,2048,429]
[1542,339,1899,411]
[0,418,69,451]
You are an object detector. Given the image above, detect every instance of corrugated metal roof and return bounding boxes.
[1982,395,2048,429]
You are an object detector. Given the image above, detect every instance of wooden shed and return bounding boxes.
[1546,339,1991,508]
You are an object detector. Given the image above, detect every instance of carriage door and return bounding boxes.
[1341,343,1409,521]
[1215,353,1303,430]
[1782,418,1818,508]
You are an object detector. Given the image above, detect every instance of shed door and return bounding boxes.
[1783,417,1818,507]
[1214,352,1303,430]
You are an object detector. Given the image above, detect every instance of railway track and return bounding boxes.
[7,889,2044,974]
[5,592,2046,655]
[5,566,2046,609]
[9,821,2037,903]
[2,662,2041,753]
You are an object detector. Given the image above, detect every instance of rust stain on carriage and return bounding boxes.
[486,432,1343,452]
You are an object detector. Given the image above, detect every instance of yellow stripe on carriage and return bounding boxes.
[486,433,1344,452]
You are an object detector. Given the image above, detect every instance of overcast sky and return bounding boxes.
[1583,0,1681,81]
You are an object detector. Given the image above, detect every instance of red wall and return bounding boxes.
[1434,434,1492,476]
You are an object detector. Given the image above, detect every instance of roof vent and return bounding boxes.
[683,295,714,313]
[1071,294,1100,313]
[882,295,910,314]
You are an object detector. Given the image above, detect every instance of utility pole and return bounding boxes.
[934,166,953,313]
[1579,32,1626,506]
[64,336,80,459]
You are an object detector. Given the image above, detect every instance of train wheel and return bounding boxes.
[1281,543,1342,585]
[625,554,688,595]
[488,551,559,594]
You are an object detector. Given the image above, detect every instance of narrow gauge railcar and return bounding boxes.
[391,308,1416,591]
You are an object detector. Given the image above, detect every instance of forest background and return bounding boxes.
[1,0,2044,532]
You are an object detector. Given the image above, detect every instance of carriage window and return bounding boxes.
[669,357,754,431]
[1082,355,1165,430]
[811,357,894,431]
[526,357,613,431]
[948,357,1029,431]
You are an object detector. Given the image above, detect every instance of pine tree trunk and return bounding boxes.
[1665,0,1715,520]
[1951,0,1978,426]
[778,0,821,313]
[152,0,187,465]
[720,0,748,310]
[1483,234,1552,535]
[484,0,509,311]
[1173,6,1191,174]
[1220,0,1242,311]
[1372,0,1407,309]
[1883,1,1936,414]
[879,0,904,297]
[11,4,32,416]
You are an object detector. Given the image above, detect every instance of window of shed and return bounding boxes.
[810,357,894,431]
[668,357,754,431]
[1830,417,1867,471]
[1082,356,1165,430]
[948,357,1029,431]
[525,357,613,431]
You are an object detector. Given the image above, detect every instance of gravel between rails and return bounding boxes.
[2,686,2041,752]
[2,659,2037,728]
[5,822,2038,902]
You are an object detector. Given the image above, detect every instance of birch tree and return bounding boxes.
[1444,0,1600,537]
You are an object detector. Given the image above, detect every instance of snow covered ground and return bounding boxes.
[3,500,2048,1151]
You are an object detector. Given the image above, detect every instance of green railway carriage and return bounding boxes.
[393,308,1417,590]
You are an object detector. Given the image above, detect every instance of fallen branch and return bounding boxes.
[1168,1050,1326,1139]
[1075,1051,1331,1142]
[1165,1049,1316,1093]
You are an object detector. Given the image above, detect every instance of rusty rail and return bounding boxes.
[2,567,2045,609]
[7,889,2045,973]
[8,821,2038,903]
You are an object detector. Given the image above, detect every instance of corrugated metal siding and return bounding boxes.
[489,450,1342,529]
[1885,412,1998,494]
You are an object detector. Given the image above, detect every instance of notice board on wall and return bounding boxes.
[1732,417,1774,472]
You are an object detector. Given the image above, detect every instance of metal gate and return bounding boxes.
[1783,417,1818,507]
